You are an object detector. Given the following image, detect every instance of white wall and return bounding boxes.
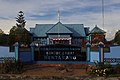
[0,46,15,57]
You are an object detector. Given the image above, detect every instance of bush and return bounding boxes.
[113,63,120,74]
[89,62,113,77]
[1,59,24,74]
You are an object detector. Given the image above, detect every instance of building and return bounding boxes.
[90,25,106,46]
[30,21,89,46]
[30,21,89,61]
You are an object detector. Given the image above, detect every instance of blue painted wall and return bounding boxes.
[105,46,120,58]
[90,51,100,62]
[0,45,120,64]
[20,51,32,62]
[90,46,120,63]
[0,46,15,57]
[0,46,32,63]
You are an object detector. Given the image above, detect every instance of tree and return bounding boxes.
[0,29,4,34]
[114,30,120,45]
[9,11,31,46]
[9,26,17,45]
[16,11,26,28]
[14,27,31,45]
[0,30,9,45]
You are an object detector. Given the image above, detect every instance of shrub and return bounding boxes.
[89,62,113,77]
[113,63,120,74]
[1,59,24,74]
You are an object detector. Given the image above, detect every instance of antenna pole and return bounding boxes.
[58,9,60,22]
[57,9,60,38]
[102,0,104,29]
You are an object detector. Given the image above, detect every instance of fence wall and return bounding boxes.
[90,46,120,64]
[0,46,33,63]
[0,45,120,64]
[104,46,120,58]
[19,51,32,63]
[90,51,100,62]
[0,46,15,57]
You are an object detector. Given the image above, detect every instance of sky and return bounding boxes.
[0,0,120,40]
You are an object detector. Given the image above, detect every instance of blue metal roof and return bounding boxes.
[46,22,73,34]
[32,24,54,37]
[30,28,35,33]
[30,22,87,37]
[90,25,106,34]
[64,24,86,37]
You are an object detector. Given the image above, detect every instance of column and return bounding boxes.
[98,42,104,62]
[86,42,91,61]
[69,38,71,44]
[14,42,19,61]
[47,38,49,44]
[30,42,35,62]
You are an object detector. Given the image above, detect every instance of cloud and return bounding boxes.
[0,0,119,40]
[0,17,10,20]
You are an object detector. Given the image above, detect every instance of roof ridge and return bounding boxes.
[46,22,73,34]
[90,25,106,33]
[46,22,60,33]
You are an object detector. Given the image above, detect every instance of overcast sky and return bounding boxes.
[0,0,120,40]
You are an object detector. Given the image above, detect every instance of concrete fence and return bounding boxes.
[0,43,120,65]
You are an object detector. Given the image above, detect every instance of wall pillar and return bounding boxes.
[47,38,49,44]
[98,42,104,62]
[86,42,91,61]
[30,42,35,62]
[69,38,71,44]
[14,42,19,61]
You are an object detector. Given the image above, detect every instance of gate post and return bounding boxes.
[86,42,91,61]
[14,42,19,61]
[98,42,104,62]
[30,42,35,62]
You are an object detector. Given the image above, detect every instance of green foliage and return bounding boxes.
[0,34,9,45]
[0,29,4,34]
[114,30,120,45]
[1,59,24,74]
[14,27,31,45]
[113,63,120,74]
[9,26,32,45]
[9,11,32,46]
[89,62,113,77]
[16,11,26,28]
[9,26,16,45]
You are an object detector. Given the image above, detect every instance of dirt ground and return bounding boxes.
[1,64,120,80]
[22,64,89,77]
